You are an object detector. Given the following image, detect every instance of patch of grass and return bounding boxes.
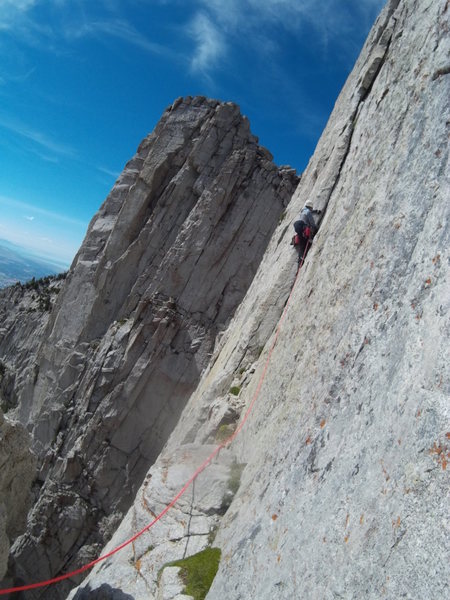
[161,547,221,600]
[229,385,241,396]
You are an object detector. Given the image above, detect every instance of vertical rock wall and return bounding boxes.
[0,279,64,415]
[0,410,35,580]
[6,97,298,598]
[210,0,450,598]
[71,0,449,599]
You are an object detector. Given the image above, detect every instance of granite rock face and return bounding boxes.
[0,278,64,415]
[0,410,35,579]
[71,0,449,599]
[5,97,298,598]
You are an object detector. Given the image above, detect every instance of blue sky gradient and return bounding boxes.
[0,0,385,266]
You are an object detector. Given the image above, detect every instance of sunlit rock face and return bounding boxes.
[70,0,449,599]
[5,97,298,598]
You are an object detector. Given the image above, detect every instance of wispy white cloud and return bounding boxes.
[0,0,51,42]
[0,0,37,21]
[68,18,169,55]
[0,114,76,159]
[189,12,226,76]
[0,195,87,228]
[24,215,35,221]
[195,0,385,62]
[96,165,120,179]
[1,0,172,59]
[201,0,384,34]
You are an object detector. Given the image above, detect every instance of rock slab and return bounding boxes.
[72,1,449,599]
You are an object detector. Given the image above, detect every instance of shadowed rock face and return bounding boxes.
[70,1,449,599]
[0,410,35,580]
[72,584,135,599]
[0,279,65,415]
[5,97,298,598]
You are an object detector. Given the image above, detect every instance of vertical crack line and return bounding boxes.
[183,478,196,559]
[326,31,395,209]
[320,13,399,221]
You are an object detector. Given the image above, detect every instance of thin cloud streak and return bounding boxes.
[96,165,121,179]
[201,0,384,34]
[196,0,385,65]
[0,114,76,158]
[0,195,87,228]
[0,0,37,22]
[1,2,175,61]
[189,12,226,75]
[68,19,170,56]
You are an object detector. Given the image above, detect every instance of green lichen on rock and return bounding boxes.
[163,547,221,600]
[227,461,245,495]
[215,423,234,442]
[219,461,245,514]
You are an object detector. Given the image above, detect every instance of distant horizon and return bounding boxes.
[0,237,71,272]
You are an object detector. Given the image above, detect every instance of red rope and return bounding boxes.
[0,243,309,596]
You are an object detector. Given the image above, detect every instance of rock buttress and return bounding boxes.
[0,410,35,580]
[6,97,298,598]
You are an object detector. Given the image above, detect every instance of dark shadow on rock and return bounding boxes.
[72,584,135,600]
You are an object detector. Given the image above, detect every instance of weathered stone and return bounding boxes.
[207,1,450,598]
[68,445,235,599]
[156,567,188,600]
[0,278,64,416]
[72,1,449,599]
[0,0,448,598]
[0,410,36,579]
[5,98,298,598]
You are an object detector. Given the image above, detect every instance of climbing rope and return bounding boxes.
[0,241,310,596]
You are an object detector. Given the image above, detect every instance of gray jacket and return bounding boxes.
[295,206,318,234]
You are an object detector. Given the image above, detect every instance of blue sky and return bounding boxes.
[0,0,385,267]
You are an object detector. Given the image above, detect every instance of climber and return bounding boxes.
[291,205,319,266]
